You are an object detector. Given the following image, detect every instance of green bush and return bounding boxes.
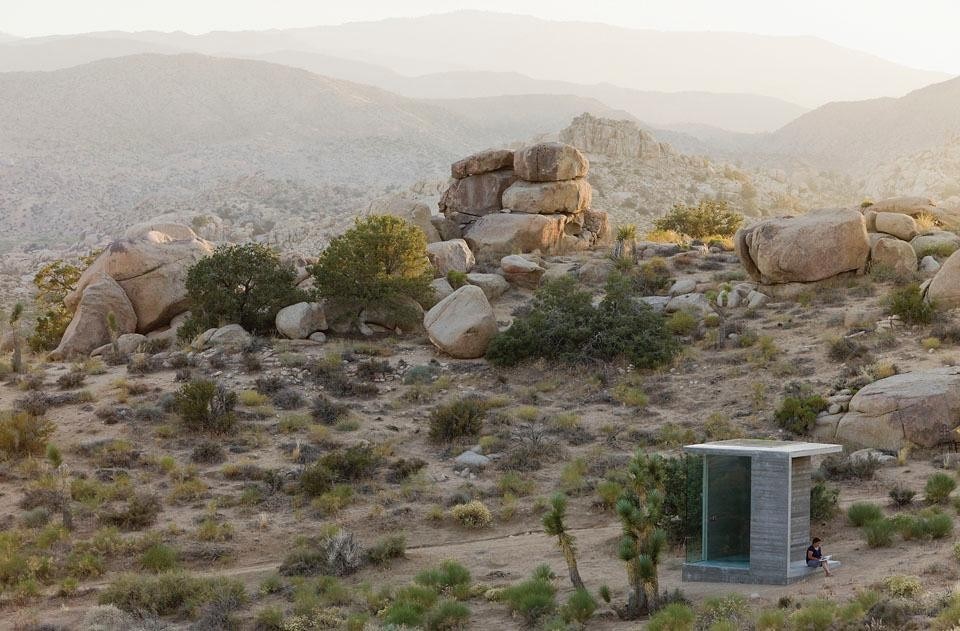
[487,274,680,368]
[366,535,406,565]
[174,380,236,433]
[863,518,895,547]
[882,575,922,598]
[99,493,162,531]
[633,258,673,295]
[279,530,365,577]
[502,566,557,625]
[428,398,486,443]
[889,485,916,507]
[312,215,434,328]
[810,482,838,522]
[774,395,827,434]
[886,283,936,325]
[446,270,468,289]
[653,200,743,239]
[450,500,492,529]
[821,454,881,481]
[0,411,54,460]
[647,602,696,631]
[847,502,883,527]
[561,588,597,626]
[99,572,247,617]
[667,310,698,336]
[28,251,100,352]
[423,599,471,631]
[925,472,957,504]
[790,599,836,631]
[180,243,305,340]
[140,544,178,573]
[415,560,471,599]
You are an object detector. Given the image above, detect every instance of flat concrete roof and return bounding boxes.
[683,439,842,458]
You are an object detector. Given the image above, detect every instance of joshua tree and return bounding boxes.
[542,493,585,591]
[616,451,668,619]
[9,302,24,373]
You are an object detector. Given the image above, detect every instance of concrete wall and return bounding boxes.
[749,453,790,581]
[790,456,812,563]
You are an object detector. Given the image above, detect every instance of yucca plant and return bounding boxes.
[542,493,585,591]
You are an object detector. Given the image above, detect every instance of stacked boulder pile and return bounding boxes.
[735,197,960,288]
[52,225,215,358]
[438,143,611,262]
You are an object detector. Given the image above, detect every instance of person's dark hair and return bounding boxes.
[812,537,822,544]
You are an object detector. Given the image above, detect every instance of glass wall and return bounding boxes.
[685,454,751,565]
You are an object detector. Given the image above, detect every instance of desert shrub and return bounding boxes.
[653,200,743,239]
[774,395,827,434]
[821,454,881,481]
[703,413,744,441]
[755,608,788,631]
[561,588,597,626]
[502,565,557,625]
[174,380,236,433]
[309,357,379,398]
[179,243,305,340]
[647,602,696,631]
[446,270,468,289]
[667,310,698,336]
[790,599,836,631]
[923,511,954,538]
[698,594,750,629]
[312,215,433,327]
[450,500,492,529]
[298,463,335,497]
[415,560,472,597]
[423,599,470,631]
[271,388,304,410]
[388,457,427,483]
[0,411,54,460]
[885,283,937,325]
[28,250,99,352]
[279,530,365,577]
[321,445,380,481]
[810,482,838,522]
[238,390,269,406]
[487,274,680,368]
[827,337,870,362]
[882,575,922,598]
[190,441,226,464]
[366,535,406,565]
[140,544,179,573]
[311,395,350,425]
[889,485,916,508]
[926,472,957,504]
[99,572,246,617]
[99,492,162,530]
[633,258,673,295]
[428,398,486,443]
[847,502,883,527]
[863,518,895,547]
[57,370,85,389]
[254,375,285,394]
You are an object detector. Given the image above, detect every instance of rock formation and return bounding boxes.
[423,285,498,359]
[438,145,611,262]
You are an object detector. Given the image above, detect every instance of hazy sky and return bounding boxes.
[6,0,960,74]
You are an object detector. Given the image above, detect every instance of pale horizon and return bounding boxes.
[4,1,960,75]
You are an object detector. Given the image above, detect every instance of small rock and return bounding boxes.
[668,278,697,296]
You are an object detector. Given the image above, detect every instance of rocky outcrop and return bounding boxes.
[451,149,514,179]
[423,285,498,359]
[500,255,545,289]
[52,274,137,359]
[439,142,610,261]
[502,179,592,214]
[426,239,475,276]
[735,209,869,283]
[870,238,917,276]
[874,212,918,241]
[925,249,960,308]
[513,143,589,182]
[276,302,327,340]
[560,113,673,161]
[836,368,960,450]
[67,227,214,333]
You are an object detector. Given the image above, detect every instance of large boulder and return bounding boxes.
[464,213,565,263]
[874,212,919,241]
[836,368,960,450]
[500,255,546,289]
[423,285,498,359]
[513,143,589,182]
[52,274,137,359]
[735,209,869,284]
[451,149,514,179]
[67,230,214,333]
[276,302,327,340]
[501,179,592,214]
[870,196,937,216]
[426,239,475,275]
[438,170,516,218]
[925,249,960,308]
[911,232,960,257]
[465,273,509,300]
[870,238,917,276]
[202,324,251,351]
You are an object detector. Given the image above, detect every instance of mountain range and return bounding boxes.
[0,11,949,132]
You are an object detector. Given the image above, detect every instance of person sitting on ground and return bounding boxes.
[806,537,832,576]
